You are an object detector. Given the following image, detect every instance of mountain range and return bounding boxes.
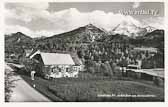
[110,21,156,37]
[5,23,164,54]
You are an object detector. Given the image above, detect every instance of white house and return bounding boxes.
[30,50,81,79]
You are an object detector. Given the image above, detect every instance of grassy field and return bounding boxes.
[19,72,164,102]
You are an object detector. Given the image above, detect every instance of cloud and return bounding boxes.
[141,17,164,29]
[5,3,163,37]
[34,30,65,37]
[132,2,140,8]
[5,3,50,23]
[5,25,33,36]
[5,25,64,38]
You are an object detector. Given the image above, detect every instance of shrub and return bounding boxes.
[5,69,15,102]
[88,67,96,74]
[99,62,113,77]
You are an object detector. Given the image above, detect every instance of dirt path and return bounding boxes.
[6,63,51,102]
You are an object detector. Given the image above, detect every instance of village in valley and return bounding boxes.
[4,2,164,102]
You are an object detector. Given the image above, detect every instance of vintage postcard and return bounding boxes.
[4,1,165,102]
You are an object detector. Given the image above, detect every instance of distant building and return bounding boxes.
[133,47,157,53]
[133,47,158,59]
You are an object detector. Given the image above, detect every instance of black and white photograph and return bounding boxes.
[4,2,165,102]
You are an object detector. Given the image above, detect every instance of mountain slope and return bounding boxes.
[5,32,35,49]
[130,29,164,50]
[37,24,106,44]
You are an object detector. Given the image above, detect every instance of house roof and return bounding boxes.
[70,53,83,65]
[40,52,75,65]
[30,50,41,59]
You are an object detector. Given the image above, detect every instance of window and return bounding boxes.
[73,66,77,71]
[127,66,138,69]
[66,68,70,72]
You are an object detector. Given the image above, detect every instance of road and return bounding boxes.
[5,63,51,102]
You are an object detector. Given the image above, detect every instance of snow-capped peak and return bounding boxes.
[145,26,156,32]
[111,20,155,37]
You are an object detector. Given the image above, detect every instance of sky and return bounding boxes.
[5,2,164,38]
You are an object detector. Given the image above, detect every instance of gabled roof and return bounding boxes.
[70,53,83,65]
[30,50,41,59]
[40,52,75,65]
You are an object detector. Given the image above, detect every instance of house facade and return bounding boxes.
[70,53,84,72]
[31,52,80,79]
